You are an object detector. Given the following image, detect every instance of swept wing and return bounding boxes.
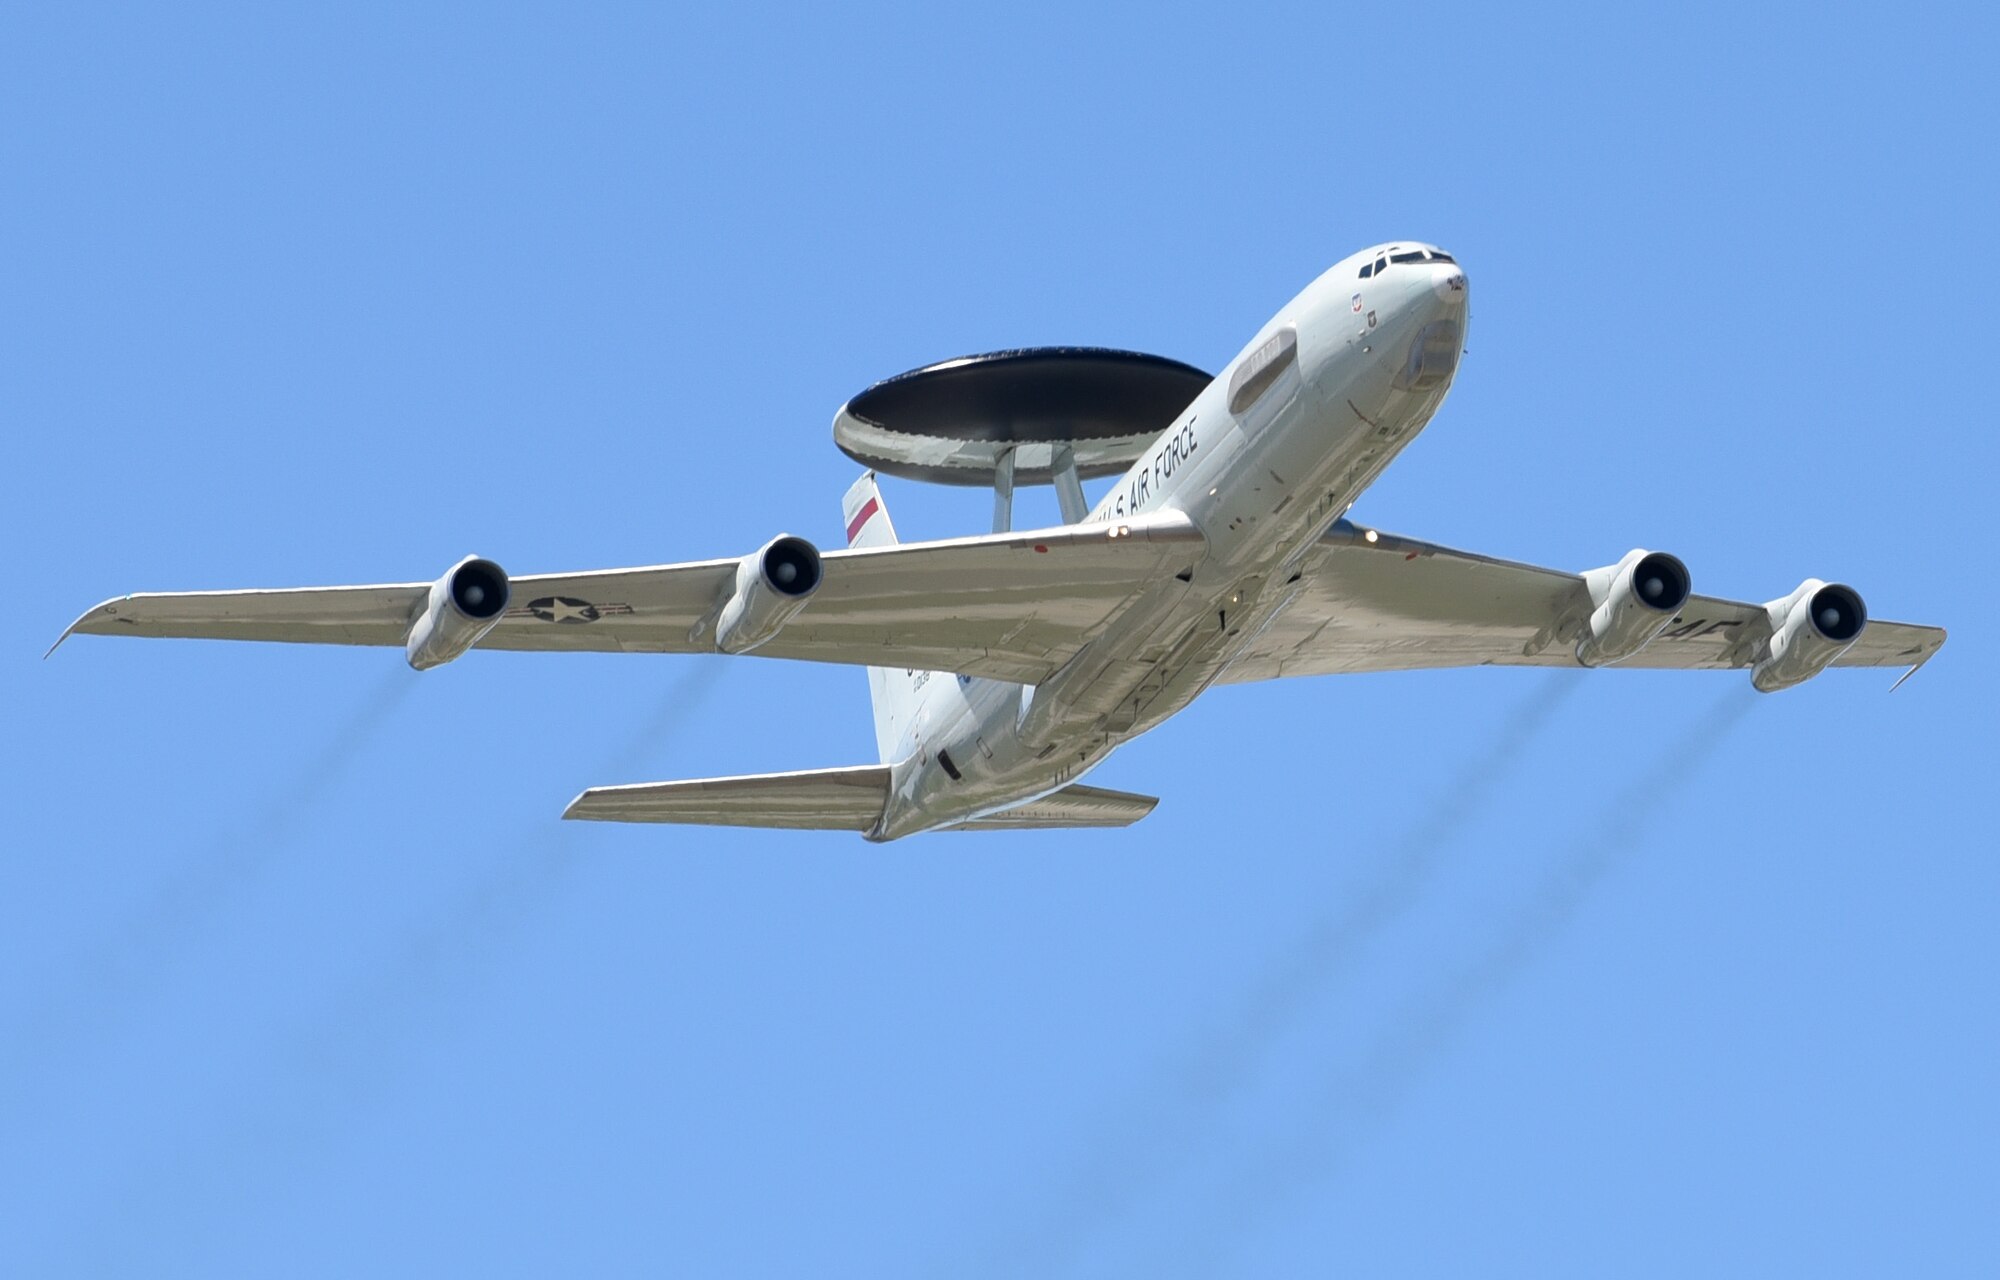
[57,517,1204,684]
[1223,521,1945,683]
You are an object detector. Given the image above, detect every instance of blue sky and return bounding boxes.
[5,3,1994,1275]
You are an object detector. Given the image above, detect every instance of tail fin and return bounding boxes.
[842,472,926,763]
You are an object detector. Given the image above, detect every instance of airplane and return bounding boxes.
[53,243,1945,841]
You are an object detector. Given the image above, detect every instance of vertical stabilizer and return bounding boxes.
[842,472,924,763]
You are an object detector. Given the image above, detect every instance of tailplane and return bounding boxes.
[565,765,892,831]
[945,784,1157,830]
[562,769,1156,834]
[842,471,927,763]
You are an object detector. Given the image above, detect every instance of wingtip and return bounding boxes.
[46,598,118,659]
[1889,635,1945,692]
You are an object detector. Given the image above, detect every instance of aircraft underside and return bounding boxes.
[56,243,1944,840]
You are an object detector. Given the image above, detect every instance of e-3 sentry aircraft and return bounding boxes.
[57,244,1945,840]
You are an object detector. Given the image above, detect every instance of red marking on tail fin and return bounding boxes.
[845,496,881,545]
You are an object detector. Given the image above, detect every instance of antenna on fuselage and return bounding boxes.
[1051,443,1089,526]
[993,445,1015,534]
[829,347,1213,534]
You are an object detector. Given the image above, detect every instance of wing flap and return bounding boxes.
[562,765,892,831]
[1224,524,1573,680]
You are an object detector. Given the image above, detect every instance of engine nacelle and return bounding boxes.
[405,555,511,671]
[713,534,822,654]
[1574,549,1692,667]
[1752,580,1866,693]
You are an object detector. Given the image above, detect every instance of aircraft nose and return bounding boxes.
[1428,262,1467,305]
[1393,263,1466,392]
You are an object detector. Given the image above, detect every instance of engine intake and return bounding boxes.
[405,555,511,670]
[1752,580,1866,692]
[1574,549,1692,667]
[713,534,823,654]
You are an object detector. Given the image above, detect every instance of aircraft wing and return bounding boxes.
[1221,521,1945,684]
[56,516,1205,684]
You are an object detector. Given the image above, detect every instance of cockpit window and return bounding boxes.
[1384,252,1464,270]
[1388,248,1457,265]
[1365,247,1458,277]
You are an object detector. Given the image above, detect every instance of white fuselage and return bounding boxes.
[871,245,1469,840]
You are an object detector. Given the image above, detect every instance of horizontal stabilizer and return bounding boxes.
[564,765,890,831]
[947,783,1158,831]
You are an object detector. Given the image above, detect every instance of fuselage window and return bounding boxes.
[1227,325,1299,416]
[1359,262,1374,278]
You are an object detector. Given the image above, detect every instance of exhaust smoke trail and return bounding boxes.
[3,670,414,1088]
[305,657,727,1092]
[1176,688,1758,1275]
[990,673,1583,1273]
[46,660,729,1273]
[1184,673,1585,1094]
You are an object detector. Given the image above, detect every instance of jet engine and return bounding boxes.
[405,555,511,671]
[1574,549,1692,667]
[713,534,823,654]
[1751,580,1866,692]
